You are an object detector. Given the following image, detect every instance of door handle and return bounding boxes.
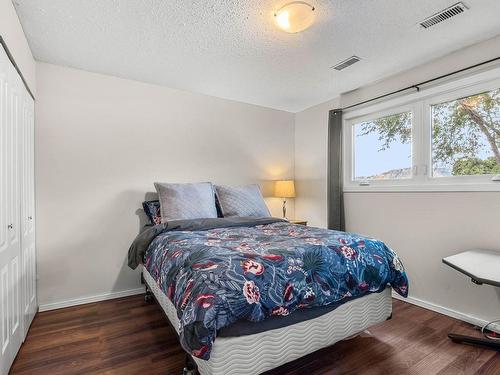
[28,216,32,220]
[7,224,13,230]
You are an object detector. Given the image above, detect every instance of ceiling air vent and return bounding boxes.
[332,56,361,71]
[420,2,468,29]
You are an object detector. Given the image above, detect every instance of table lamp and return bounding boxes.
[274,180,296,219]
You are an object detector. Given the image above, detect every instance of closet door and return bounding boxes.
[20,84,36,337]
[0,47,23,375]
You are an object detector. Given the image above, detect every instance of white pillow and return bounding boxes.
[154,182,218,222]
[215,184,271,217]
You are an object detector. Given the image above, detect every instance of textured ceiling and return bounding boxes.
[13,0,500,112]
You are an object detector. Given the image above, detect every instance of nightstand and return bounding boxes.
[288,219,307,226]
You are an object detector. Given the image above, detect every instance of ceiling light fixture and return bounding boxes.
[274,2,315,33]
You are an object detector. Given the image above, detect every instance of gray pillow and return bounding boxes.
[154,182,218,222]
[215,184,271,217]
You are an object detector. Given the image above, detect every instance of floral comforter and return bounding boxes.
[129,217,408,360]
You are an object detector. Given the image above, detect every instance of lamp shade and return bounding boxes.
[274,180,296,198]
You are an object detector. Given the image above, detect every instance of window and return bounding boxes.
[431,88,499,178]
[353,111,412,181]
[343,67,500,191]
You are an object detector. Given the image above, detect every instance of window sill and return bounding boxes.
[344,182,500,193]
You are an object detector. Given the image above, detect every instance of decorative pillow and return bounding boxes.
[142,195,223,225]
[215,184,271,217]
[142,200,162,225]
[154,182,218,222]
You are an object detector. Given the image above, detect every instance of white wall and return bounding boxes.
[294,98,339,227]
[340,35,500,108]
[345,192,500,326]
[35,62,295,309]
[0,0,35,94]
[294,35,500,326]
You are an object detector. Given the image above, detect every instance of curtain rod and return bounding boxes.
[0,35,35,101]
[342,56,500,111]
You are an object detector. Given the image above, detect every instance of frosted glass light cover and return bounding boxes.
[275,2,315,33]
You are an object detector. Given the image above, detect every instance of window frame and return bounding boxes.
[343,66,500,192]
[345,104,419,188]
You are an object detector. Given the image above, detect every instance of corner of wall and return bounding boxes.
[293,97,340,228]
[0,0,36,95]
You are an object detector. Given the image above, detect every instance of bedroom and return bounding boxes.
[0,0,499,374]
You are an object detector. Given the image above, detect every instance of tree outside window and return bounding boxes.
[358,88,500,178]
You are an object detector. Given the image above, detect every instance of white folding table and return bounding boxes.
[443,249,500,351]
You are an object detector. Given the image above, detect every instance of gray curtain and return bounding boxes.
[327,109,345,231]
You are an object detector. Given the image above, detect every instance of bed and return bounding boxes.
[128,216,408,375]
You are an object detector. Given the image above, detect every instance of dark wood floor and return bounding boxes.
[10,295,500,375]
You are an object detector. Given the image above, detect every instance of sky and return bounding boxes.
[354,125,411,179]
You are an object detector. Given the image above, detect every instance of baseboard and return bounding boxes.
[38,287,145,312]
[392,292,500,333]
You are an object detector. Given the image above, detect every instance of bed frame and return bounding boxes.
[141,268,393,375]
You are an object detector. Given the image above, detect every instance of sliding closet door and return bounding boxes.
[20,87,36,336]
[0,47,23,375]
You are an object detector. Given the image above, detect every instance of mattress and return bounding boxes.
[143,268,392,375]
